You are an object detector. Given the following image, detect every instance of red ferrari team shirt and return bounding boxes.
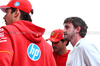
[53,50,70,66]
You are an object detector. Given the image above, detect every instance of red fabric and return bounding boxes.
[48,29,64,42]
[53,50,70,66]
[0,20,56,66]
[0,0,32,14]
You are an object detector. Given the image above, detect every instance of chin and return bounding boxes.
[53,50,56,52]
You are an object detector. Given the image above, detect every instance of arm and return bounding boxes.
[0,28,13,66]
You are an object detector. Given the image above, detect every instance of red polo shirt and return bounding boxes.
[53,50,70,66]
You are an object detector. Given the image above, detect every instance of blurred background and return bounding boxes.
[0,0,100,50]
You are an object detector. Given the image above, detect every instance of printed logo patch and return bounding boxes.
[14,2,20,7]
[27,43,41,61]
[62,34,64,38]
[51,32,55,36]
[0,28,7,43]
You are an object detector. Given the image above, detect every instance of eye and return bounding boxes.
[55,42,59,44]
[6,9,8,13]
[52,42,59,44]
[65,25,69,29]
[5,8,11,13]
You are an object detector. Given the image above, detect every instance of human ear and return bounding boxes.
[76,26,81,33]
[64,41,68,45]
[14,9,20,17]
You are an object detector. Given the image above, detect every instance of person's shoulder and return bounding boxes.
[42,38,52,47]
[79,38,97,51]
[79,38,92,46]
[1,25,15,30]
[75,38,93,50]
[0,26,8,33]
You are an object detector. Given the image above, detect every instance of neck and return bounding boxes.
[70,35,82,47]
[56,47,68,55]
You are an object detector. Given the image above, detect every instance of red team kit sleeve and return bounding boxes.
[0,28,13,65]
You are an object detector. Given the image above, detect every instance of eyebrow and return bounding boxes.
[6,8,11,13]
[5,9,8,13]
[65,25,69,28]
[52,41,59,44]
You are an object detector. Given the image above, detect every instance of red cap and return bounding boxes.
[0,0,32,14]
[48,29,64,42]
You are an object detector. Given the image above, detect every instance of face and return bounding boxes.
[3,8,14,25]
[63,22,76,41]
[52,40,64,53]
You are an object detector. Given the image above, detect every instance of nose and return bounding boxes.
[63,28,66,33]
[52,43,56,47]
[52,43,55,47]
[3,15,5,19]
[3,14,7,19]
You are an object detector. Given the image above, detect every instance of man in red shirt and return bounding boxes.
[47,29,70,66]
[0,0,56,66]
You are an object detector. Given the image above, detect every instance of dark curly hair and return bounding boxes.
[63,17,88,38]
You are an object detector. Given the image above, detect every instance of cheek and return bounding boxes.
[63,27,67,32]
[67,28,74,33]
[57,43,62,47]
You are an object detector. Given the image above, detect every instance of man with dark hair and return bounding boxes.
[47,29,70,66]
[0,0,56,66]
[63,17,100,66]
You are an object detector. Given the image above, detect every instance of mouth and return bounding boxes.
[53,47,57,50]
[64,33,68,35]
[4,20,7,25]
[64,33,68,38]
[4,19,6,22]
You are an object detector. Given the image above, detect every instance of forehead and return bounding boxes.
[52,40,61,43]
[64,22,73,27]
[5,8,11,13]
